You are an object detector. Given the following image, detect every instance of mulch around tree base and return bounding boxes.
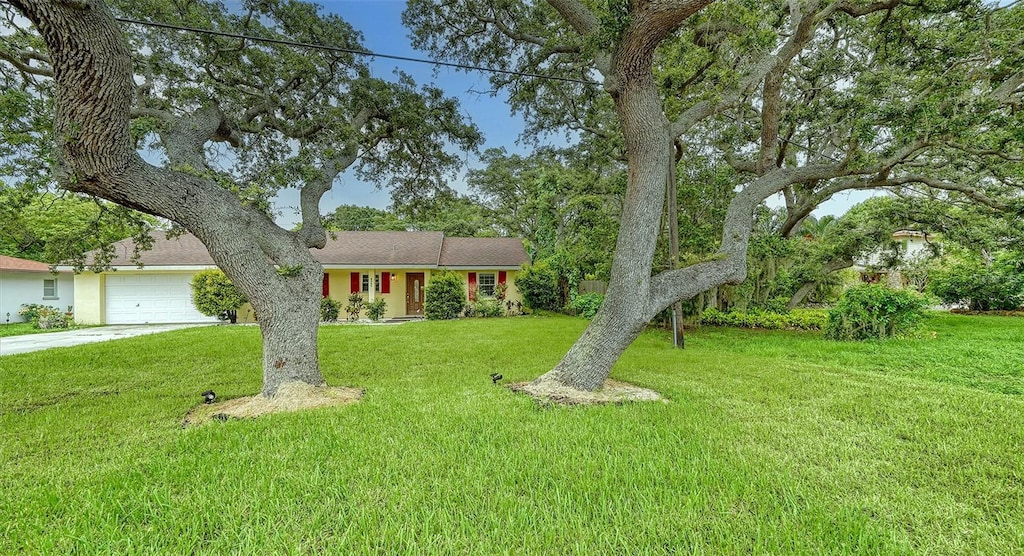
[183,382,364,426]
[508,378,665,406]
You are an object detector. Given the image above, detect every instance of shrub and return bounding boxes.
[494,281,508,302]
[472,299,504,318]
[366,298,388,322]
[700,308,827,330]
[515,262,560,311]
[191,269,247,323]
[570,293,604,319]
[928,256,1024,311]
[825,284,928,341]
[345,294,364,321]
[424,271,465,320]
[320,297,341,322]
[19,304,72,329]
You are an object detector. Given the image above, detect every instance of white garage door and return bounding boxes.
[105,273,219,324]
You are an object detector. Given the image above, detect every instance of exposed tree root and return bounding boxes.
[508,377,664,406]
[182,382,363,426]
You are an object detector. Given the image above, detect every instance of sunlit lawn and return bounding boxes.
[0,322,97,338]
[1,313,1021,554]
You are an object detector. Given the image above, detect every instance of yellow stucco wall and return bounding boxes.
[210,268,524,324]
[73,272,104,324]
[446,270,523,306]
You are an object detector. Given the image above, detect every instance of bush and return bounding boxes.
[191,269,247,323]
[825,284,928,341]
[366,298,388,321]
[320,297,341,322]
[928,256,1024,311]
[18,304,72,329]
[471,299,504,318]
[700,308,827,330]
[570,293,604,319]
[345,294,364,321]
[424,271,465,320]
[515,262,560,311]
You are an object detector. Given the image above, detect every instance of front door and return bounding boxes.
[406,273,425,315]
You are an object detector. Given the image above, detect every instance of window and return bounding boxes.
[361,273,381,293]
[43,279,58,299]
[477,273,496,298]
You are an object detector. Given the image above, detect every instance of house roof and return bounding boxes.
[438,237,529,267]
[318,231,445,267]
[892,230,932,240]
[0,255,53,273]
[89,231,528,269]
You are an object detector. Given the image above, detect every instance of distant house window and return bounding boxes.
[478,273,496,298]
[43,278,58,299]
[361,273,381,293]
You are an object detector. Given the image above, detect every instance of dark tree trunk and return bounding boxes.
[786,282,818,311]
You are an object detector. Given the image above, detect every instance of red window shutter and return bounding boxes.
[468,272,477,301]
[381,272,390,294]
[498,271,507,285]
[350,272,360,294]
[322,273,330,297]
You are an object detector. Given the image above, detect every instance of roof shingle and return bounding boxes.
[90,231,527,269]
[0,255,54,273]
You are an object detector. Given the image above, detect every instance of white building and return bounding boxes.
[0,255,75,323]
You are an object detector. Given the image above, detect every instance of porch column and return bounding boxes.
[368,271,376,302]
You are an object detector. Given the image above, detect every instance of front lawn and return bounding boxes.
[1,313,1021,553]
[0,322,96,338]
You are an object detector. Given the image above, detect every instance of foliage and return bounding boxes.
[468,299,504,318]
[515,262,561,312]
[928,254,1024,311]
[320,297,341,322]
[700,308,827,331]
[469,147,622,279]
[493,281,508,302]
[190,270,246,323]
[18,303,72,329]
[345,294,364,321]
[570,293,604,319]
[323,205,407,232]
[0,193,156,266]
[825,285,929,341]
[365,298,388,322]
[424,271,465,320]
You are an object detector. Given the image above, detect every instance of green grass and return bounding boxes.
[0,322,97,338]
[1,313,1022,554]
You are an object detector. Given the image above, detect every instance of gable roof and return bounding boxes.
[86,231,528,269]
[0,255,53,273]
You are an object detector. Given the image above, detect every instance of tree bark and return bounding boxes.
[11,0,327,397]
[534,29,673,390]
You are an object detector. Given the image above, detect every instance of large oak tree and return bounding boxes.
[406,0,1023,392]
[2,0,480,396]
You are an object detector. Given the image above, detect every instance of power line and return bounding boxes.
[111,15,598,86]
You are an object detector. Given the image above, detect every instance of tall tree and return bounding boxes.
[3,0,480,397]
[407,0,1024,392]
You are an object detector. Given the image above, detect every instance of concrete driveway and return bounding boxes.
[0,324,210,356]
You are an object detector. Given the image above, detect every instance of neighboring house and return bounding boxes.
[66,231,529,324]
[0,255,75,323]
[855,230,936,287]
